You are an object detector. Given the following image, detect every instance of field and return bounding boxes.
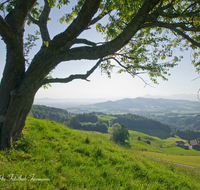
[143,152,200,167]
[129,130,200,167]
[0,117,200,189]
[97,115,116,121]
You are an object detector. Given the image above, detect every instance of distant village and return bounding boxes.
[175,139,200,150]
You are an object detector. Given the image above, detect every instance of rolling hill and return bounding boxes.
[66,97,200,114]
[29,105,172,139]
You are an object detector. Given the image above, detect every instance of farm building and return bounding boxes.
[175,141,185,146]
[175,141,189,149]
[190,139,200,150]
[183,144,189,149]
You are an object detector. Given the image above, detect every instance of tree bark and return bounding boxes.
[0,44,42,150]
[0,91,35,149]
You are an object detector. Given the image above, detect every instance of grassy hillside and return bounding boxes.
[0,117,200,189]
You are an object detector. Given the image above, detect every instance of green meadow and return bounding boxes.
[97,115,116,121]
[128,130,200,167]
[0,117,200,189]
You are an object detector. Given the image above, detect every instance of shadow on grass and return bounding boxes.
[132,128,171,139]
[14,137,33,153]
[119,141,131,148]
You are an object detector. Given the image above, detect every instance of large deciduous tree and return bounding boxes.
[0,0,200,149]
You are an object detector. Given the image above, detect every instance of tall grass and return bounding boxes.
[0,117,199,189]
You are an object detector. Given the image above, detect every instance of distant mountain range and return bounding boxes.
[143,93,199,101]
[66,97,200,115]
[34,98,108,108]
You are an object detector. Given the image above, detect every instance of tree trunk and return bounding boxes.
[0,89,36,150]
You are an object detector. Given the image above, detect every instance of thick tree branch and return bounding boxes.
[0,0,36,47]
[57,0,160,62]
[39,0,50,23]
[49,0,101,50]
[0,15,15,47]
[159,10,200,19]
[42,58,103,85]
[5,0,37,32]
[28,0,51,42]
[27,0,160,87]
[57,38,97,52]
[38,0,51,42]
[73,38,97,46]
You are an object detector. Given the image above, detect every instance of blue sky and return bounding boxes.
[0,1,200,102]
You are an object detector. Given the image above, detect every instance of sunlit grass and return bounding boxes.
[144,152,200,167]
[0,117,199,189]
[97,115,116,121]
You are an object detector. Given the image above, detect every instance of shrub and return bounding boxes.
[146,140,151,145]
[109,123,129,143]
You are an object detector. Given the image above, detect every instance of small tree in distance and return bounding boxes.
[110,123,129,143]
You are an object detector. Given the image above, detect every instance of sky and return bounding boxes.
[0,1,200,102]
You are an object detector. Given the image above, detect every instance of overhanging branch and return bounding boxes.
[28,0,51,42]
[108,57,150,87]
[28,0,160,83]
[49,0,101,50]
[28,15,39,25]
[140,21,200,48]
[73,38,97,46]
[42,58,103,85]
[159,10,200,19]
[57,0,160,62]
[89,10,112,27]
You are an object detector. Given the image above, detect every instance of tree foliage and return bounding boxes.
[173,128,200,140]
[68,114,108,133]
[1,0,200,84]
[112,113,171,133]
[110,123,129,143]
[29,105,70,123]
[1,0,200,149]
[150,114,200,131]
[77,113,98,123]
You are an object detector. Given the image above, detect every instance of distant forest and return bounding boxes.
[68,113,108,133]
[149,113,200,131]
[172,129,200,140]
[29,105,108,133]
[112,114,171,133]
[29,105,70,123]
[29,105,200,140]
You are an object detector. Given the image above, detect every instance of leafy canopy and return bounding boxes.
[1,0,200,85]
